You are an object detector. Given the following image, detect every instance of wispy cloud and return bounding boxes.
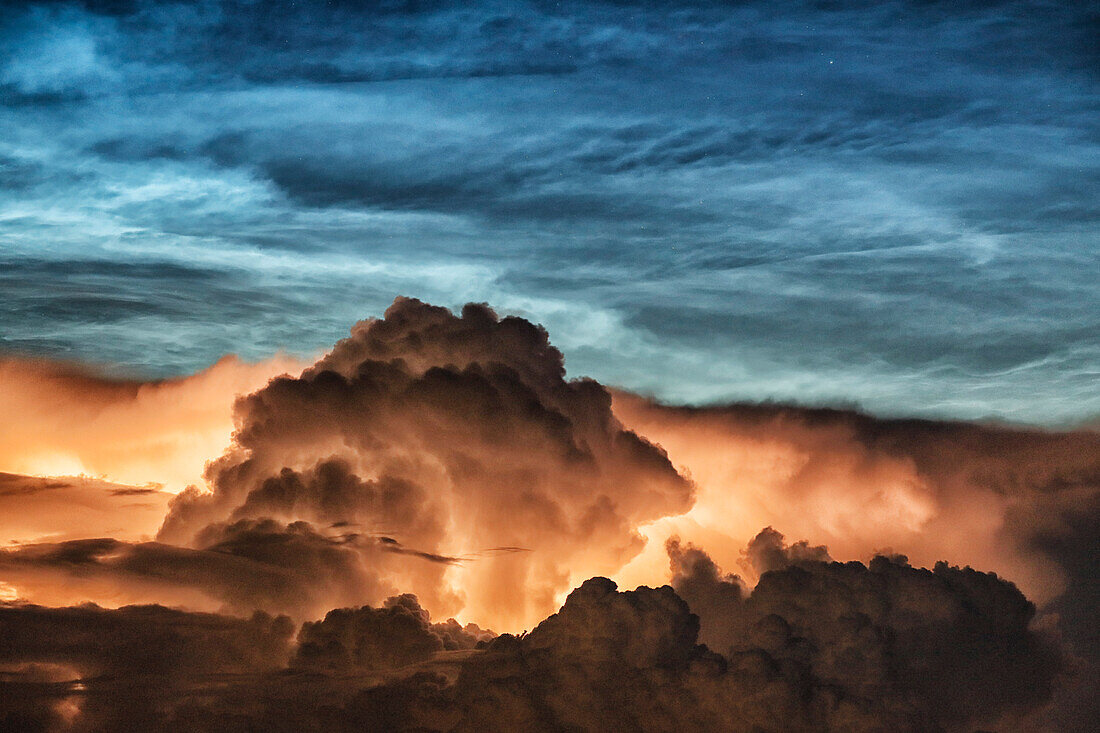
[0,0,1096,423]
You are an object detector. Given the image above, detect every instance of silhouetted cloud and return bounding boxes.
[0,600,294,731]
[0,523,389,620]
[292,593,492,672]
[0,540,1068,731]
[668,532,1065,730]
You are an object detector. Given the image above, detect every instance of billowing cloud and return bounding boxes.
[317,545,1063,732]
[668,531,1064,730]
[292,593,492,673]
[0,300,1096,728]
[157,298,689,628]
[0,301,687,626]
[612,393,1100,610]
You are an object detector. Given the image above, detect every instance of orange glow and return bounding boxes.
[609,392,1072,605]
[0,354,306,492]
[0,341,1094,634]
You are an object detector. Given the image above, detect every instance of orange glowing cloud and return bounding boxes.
[609,392,1100,609]
[1,300,1097,641]
[0,354,306,491]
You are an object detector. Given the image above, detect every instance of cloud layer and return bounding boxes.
[0,542,1068,731]
[1,0,1097,423]
[0,299,1096,728]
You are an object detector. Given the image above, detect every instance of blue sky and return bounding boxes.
[1,0,1097,424]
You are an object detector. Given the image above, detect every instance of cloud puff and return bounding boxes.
[669,531,1064,730]
[293,593,491,673]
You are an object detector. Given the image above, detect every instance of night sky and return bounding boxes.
[1,0,1097,423]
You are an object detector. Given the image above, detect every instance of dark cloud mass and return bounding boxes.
[0,524,384,619]
[667,533,1064,731]
[0,545,1068,731]
[292,593,492,672]
[0,601,294,732]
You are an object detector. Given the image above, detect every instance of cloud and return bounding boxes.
[292,593,492,673]
[613,396,1100,726]
[0,299,1096,727]
[0,600,294,731]
[375,547,1062,732]
[740,525,831,574]
[2,0,1098,424]
[0,353,303,489]
[0,472,170,544]
[663,533,1065,731]
[611,392,1100,608]
[159,297,692,629]
[0,521,391,620]
[0,553,1070,731]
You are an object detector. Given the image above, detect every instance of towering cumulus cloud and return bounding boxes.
[158,297,692,627]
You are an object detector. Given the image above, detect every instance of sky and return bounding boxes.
[1,6,1099,727]
[1,0,1097,425]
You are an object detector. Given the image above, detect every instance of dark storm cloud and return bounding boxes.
[662,535,1067,731]
[0,600,294,732]
[292,593,491,672]
[0,520,399,620]
[0,547,1069,732]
